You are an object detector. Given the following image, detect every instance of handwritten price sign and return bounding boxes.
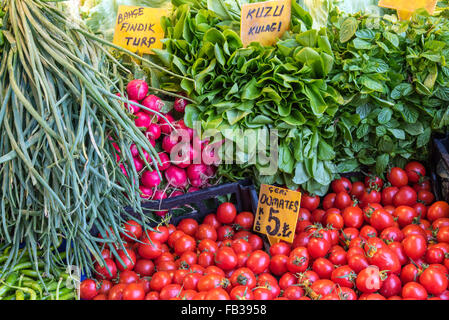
[254,184,301,244]
[113,6,168,55]
[240,0,291,47]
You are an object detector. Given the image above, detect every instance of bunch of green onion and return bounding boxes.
[0,0,188,279]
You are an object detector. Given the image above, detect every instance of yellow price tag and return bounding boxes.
[240,0,291,47]
[378,0,438,20]
[112,5,168,55]
[253,184,301,244]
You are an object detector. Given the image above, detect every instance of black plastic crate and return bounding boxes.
[431,134,449,202]
[123,179,259,227]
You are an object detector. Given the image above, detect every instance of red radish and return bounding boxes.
[156,152,170,171]
[159,113,175,134]
[126,80,148,101]
[156,211,168,217]
[134,112,152,129]
[153,190,168,200]
[133,158,144,172]
[139,186,153,199]
[141,95,163,117]
[149,139,156,148]
[146,123,161,141]
[176,120,193,140]
[170,190,184,198]
[187,164,208,181]
[165,166,188,189]
[188,187,200,193]
[162,135,180,154]
[172,145,191,168]
[130,144,139,158]
[190,178,207,188]
[112,142,121,153]
[174,96,189,113]
[126,100,140,114]
[120,164,128,177]
[205,165,216,178]
[141,170,161,188]
[115,92,122,97]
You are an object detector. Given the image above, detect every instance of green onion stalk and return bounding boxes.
[0,0,190,280]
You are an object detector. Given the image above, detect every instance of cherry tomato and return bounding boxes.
[174,235,196,255]
[246,250,270,274]
[138,238,162,259]
[379,274,402,298]
[351,181,366,199]
[402,234,427,260]
[300,192,320,211]
[230,285,254,300]
[150,271,172,292]
[205,288,230,300]
[80,279,98,300]
[331,177,352,194]
[427,201,449,222]
[405,161,426,183]
[394,206,418,228]
[342,206,364,229]
[177,218,199,237]
[116,248,137,272]
[94,258,117,280]
[387,167,409,187]
[234,211,254,230]
[182,273,202,291]
[393,186,417,207]
[382,186,399,206]
[123,283,145,300]
[402,282,427,300]
[121,220,143,242]
[369,209,394,232]
[356,267,382,293]
[283,285,304,300]
[307,236,331,259]
[417,190,435,206]
[437,226,449,243]
[322,193,336,210]
[312,258,335,279]
[203,214,222,229]
[216,202,237,224]
[269,254,289,276]
[108,284,127,300]
[215,247,238,271]
[419,267,448,296]
[230,267,257,288]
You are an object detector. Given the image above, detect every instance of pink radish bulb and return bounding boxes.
[190,178,207,188]
[126,100,140,114]
[162,134,180,154]
[133,158,144,171]
[120,164,128,177]
[176,120,194,140]
[174,97,189,113]
[141,95,163,115]
[165,166,188,189]
[187,164,208,181]
[170,190,184,198]
[134,112,152,129]
[187,187,200,193]
[149,139,156,148]
[115,92,122,97]
[141,170,161,188]
[139,186,153,199]
[153,189,168,200]
[172,144,191,168]
[145,123,161,141]
[155,210,168,217]
[205,165,216,178]
[153,152,170,171]
[130,144,139,157]
[115,153,121,162]
[159,113,175,134]
[126,79,148,101]
[112,142,121,152]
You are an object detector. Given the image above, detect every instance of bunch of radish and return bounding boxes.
[112,79,219,217]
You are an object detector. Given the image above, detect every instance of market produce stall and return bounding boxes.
[0,0,449,301]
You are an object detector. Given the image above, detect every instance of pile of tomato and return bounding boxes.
[80,161,449,300]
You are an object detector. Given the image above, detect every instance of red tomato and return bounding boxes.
[413,180,432,193]
[269,254,289,276]
[359,224,378,239]
[94,258,117,280]
[342,206,364,229]
[269,241,291,256]
[402,282,428,300]
[98,279,113,296]
[150,271,172,292]
[80,279,98,300]
[329,247,347,265]
[380,227,404,243]
[367,247,401,275]
[116,248,137,272]
[334,192,352,210]
[203,214,222,229]
[215,247,238,271]
[205,287,230,300]
[246,250,270,274]
[247,234,263,251]
[145,291,159,300]
[92,294,107,300]
[307,236,331,259]
[437,226,449,243]
[173,269,190,285]
[356,266,382,293]
[197,239,219,253]
[311,209,326,223]
[369,209,394,232]
[279,272,297,290]
[427,201,449,222]
[361,189,382,207]
[381,186,399,206]
[108,284,127,300]
[297,208,312,222]
[350,181,366,199]
[182,273,202,291]
[230,267,257,288]
[252,287,273,300]
[426,247,445,264]
[393,186,417,207]
[322,193,336,210]
[331,177,352,194]
[364,175,384,189]
[234,211,254,230]
[174,235,196,255]
[312,258,335,279]
[197,274,228,292]
[198,251,214,268]
[325,212,344,229]
[118,270,139,284]
[331,265,356,288]
[347,254,369,273]
[230,285,254,300]
[216,202,237,224]
[177,218,199,237]
[300,192,320,211]
[138,238,162,259]
[394,206,419,228]
[167,230,185,248]
[405,161,426,183]
[388,241,408,266]
[402,234,427,260]
[387,167,409,187]
[147,226,170,243]
[123,283,145,300]
[121,220,143,242]
[379,274,402,298]
[310,279,336,297]
[419,267,448,296]
[417,190,435,206]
